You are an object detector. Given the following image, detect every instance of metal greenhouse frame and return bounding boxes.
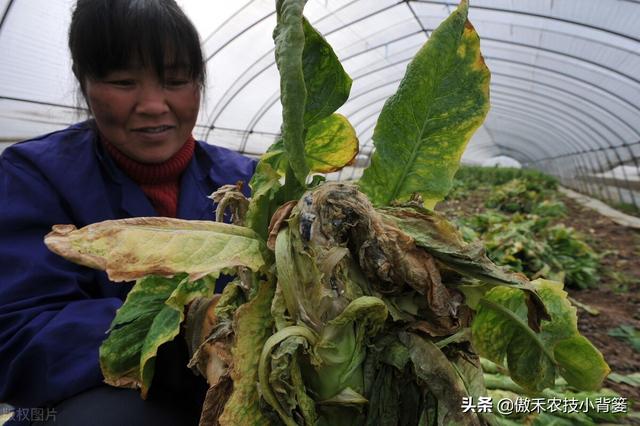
[1,0,639,209]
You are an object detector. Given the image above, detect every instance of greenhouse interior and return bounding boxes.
[2,0,640,206]
[1,0,639,425]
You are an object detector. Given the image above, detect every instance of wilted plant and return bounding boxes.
[486,179,552,214]
[453,166,558,190]
[44,1,609,425]
[460,211,600,289]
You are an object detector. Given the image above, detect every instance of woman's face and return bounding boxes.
[84,66,200,163]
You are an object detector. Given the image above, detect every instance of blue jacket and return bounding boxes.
[0,121,256,407]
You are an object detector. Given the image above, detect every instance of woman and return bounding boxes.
[0,1,255,424]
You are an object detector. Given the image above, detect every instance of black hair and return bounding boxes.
[68,0,206,92]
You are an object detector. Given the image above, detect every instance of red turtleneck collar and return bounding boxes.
[101,136,196,217]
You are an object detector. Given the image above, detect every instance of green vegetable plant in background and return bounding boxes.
[485,179,539,213]
[44,1,615,425]
[454,166,559,190]
[608,325,640,352]
[544,224,600,288]
[458,205,601,289]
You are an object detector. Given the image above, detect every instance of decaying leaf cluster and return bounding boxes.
[43,1,610,425]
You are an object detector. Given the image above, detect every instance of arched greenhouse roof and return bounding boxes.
[1,0,639,186]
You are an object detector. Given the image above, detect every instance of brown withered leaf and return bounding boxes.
[208,182,249,225]
[44,217,267,282]
[267,200,297,251]
[198,375,233,426]
[380,206,551,327]
[299,183,463,335]
[184,295,234,386]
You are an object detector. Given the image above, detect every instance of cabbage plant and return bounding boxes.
[44,1,609,425]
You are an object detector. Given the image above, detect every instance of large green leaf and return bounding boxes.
[99,275,178,392]
[45,217,269,281]
[471,279,609,392]
[258,297,387,426]
[274,0,308,184]
[139,274,219,396]
[272,3,353,186]
[359,0,490,208]
[250,11,355,234]
[99,274,217,398]
[301,19,352,126]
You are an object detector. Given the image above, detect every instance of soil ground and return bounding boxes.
[437,188,640,415]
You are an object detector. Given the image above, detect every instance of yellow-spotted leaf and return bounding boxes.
[359,0,490,208]
[305,113,358,173]
[472,279,609,393]
[250,10,353,233]
[247,114,356,239]
[247,114,357,238]
[251,113,357,178]
[45,217,269,282]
